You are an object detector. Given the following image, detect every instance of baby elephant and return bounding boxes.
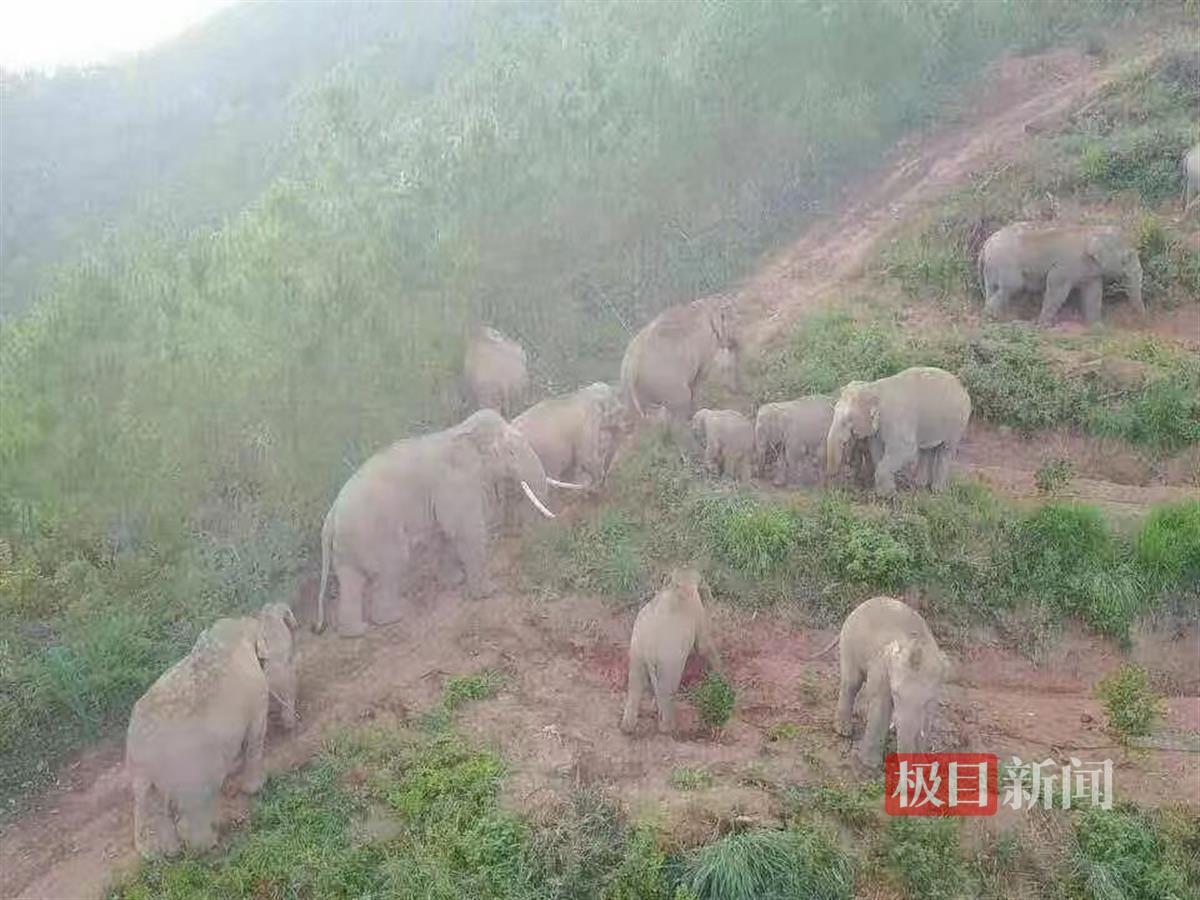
[621,567,722,734]
[813,596,949,771]
[754,396,834,486]
[691,408,754,481]
[125,602,299,858]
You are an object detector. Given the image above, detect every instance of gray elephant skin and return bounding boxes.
[979,222,1144,326]
[621,567,722,735]
[316,409,560,636]
[813,596,949,771]
[125,603,299,857]
[463,325,530,417]
[755,396,835,486]
[513,382,625,490]
[620,296,738,421]
[692,408,755,481]
[1185,143,1200,213]
[826,367,970,497]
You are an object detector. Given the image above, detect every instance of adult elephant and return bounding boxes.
[825,367,971,497]
[463,325,529,417]
[513,382,625,490]
[978,222,1144,326]
[619,296,738,421]
[1185,143,1200,214]
[315,409,571,636]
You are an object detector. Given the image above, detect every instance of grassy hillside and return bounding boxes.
[0,0,1146,806]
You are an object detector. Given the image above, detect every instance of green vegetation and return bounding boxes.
[1095,664,1164,741]
[669,767,713,792]
[1035,457,1075,494]
[443,668,507,711]
[1067,804,1200,900]
[678,826,853,900]
[881,818,974,900]
[531,435,1190,645]
[690,672,736,731]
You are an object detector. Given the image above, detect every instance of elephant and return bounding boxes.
[621,567,722,735]
[315,409,574,637]
[691,408,754,481]
[754,396,835,486]
[978,222,1144,326]
[513,382,625,491]
[810,596,949,771]
[1185,143,1200,214]
[825,367,970,497]
[463,325,530,417]
[619,295,739,421]
[125,603,299,857]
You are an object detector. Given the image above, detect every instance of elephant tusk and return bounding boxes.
[520,480,556,518]
[546,476,587,491]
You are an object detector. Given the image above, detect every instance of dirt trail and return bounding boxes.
[3,43,1198,900]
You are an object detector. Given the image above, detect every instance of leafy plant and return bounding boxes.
[1067,804,1198,900]
[691,672,736,731]
[1035,457,1075,494]
[670,767,713,791]
[443,669,506,711]
[883,817,974,900]
[1137,500,1200,590]
[1095,665,1163,741]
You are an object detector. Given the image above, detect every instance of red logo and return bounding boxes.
[885,753,999,816]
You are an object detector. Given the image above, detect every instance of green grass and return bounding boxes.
[670,767,714,792]
[678,826,854,900]
[1136,500,1200,591]
[1035,457,1075,494]
[1067,804,1200,900]
[443,669,507,712]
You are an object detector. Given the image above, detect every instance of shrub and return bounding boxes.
[604,828,672,900]
[691,672,736,731]
[442,669,505,711]
[810,498,929,591]
[670,767,713,791]
[699,496,799,579]
[883,817,974,900]
[1035,457,1074,494]
[1137,500,1200,590]
[679,827,853,900]
[1095,665,1163,741]
[883,228,975,301]
[1067,805,1198,900]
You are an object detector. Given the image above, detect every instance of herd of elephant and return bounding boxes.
[122,206,1179,858]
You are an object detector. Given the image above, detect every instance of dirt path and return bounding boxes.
[5,582,1197,900]
[3,42,1198,900]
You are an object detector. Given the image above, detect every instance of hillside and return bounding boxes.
[0,2,1198,898]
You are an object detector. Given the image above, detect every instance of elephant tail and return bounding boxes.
[314,505,335,634]
[804,634,839,661]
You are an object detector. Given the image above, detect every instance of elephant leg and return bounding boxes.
[334,565,368,638]
[836,665,864,737]
[873,440,914,497]
[368,551,409,626]
[239,704,268,795]
[621,659,648,733]
[1080,277,1104,326]
[175,787,218,851]
[930,442,956,491]
[444,504,491,599]
[915,448,934,488]
[132,775,179,858]
[1037,266,1075,326]
[857,669,894,771]
[652,656,686,734]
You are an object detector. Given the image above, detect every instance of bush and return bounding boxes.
[883,817,974,900]
[699,496,799,579]
[1035,458,1074,494]
[1068,805,1198,900]
[691,672,736,731]
[809,498,929,591]
[1095,665,1163,741]
[442,669,505,711]
[679,827,853,900]
[670,767,713,791]
[1137,501,1200,590]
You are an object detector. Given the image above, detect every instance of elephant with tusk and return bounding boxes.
[978,222,1144,326]
[513,382,626,491]
[315,409,578,636]
[619,295,739,422]
[825,367,970,497]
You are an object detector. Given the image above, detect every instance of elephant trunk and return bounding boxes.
[825,416,850,476]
